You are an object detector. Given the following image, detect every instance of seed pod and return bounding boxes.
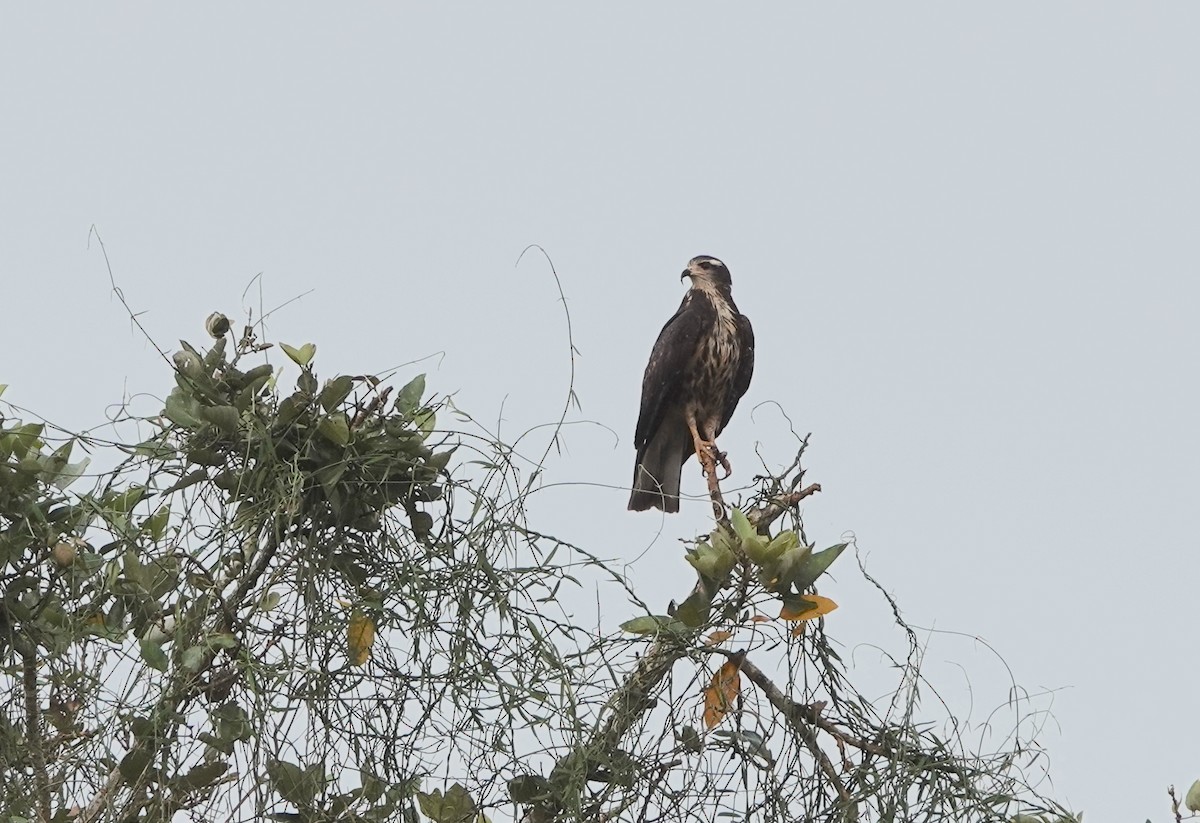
[205,312,231,339]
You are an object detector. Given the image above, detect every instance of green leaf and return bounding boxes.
[762,529,799,560]
[267,759,317,806]
[133,437,177,460]
[677,725,703,752]
[9,422,44,458]
[685,540,737,584]
[728,509,773,561]
[318,414,351,446]
[427,448,456,473]
[119,749,153,784]
[164,390,203,428]
[756,545,812,593]
[414,409,436,438]
[0,384,7,398]
[107,485,148,514]
[276,394,308,426]
[199,404,241,435]
[297,368,318,396]
[51,457,91,490]
[319,375,355,412]
[417,783,477,823]
[164,469,209,494]
[180,761,230,791]
[181,645,207,672]
[259,590,282,612]
[197,731,234,755]
[143,506,170,540]
[146,556,181,599]
[507,774,550,803]
[395,374,426,416]
[408,510,434,539]
[673,590,712,628]
[240,363,275,389]
[361,769,385,803]
[1186,779,1200,812]
[139,639,169,672]
[730,507,756,544]
[791,543,848,592]
[213,702,253,745]
[620,615,688,636]
[203,336,227,370]
[280,342,316,367]
[208,632,239,650]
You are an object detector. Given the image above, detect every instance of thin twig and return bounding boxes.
[738,655,960,775]
[726,653,854,813]
[749,483,822,533]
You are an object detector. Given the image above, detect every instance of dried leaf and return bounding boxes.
[780,594,839,621]
[705,630,733,646]
[703,660,741,729]
[347,608,375,667]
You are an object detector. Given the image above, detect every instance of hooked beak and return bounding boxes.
[680,268,691,282]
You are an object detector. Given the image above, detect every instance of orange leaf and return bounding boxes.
[791,622,806,637]
[703,660,741,729]
[749,615,772,623]
[348,608,375,666]
[780,594,838,622]
[705,630,733,646]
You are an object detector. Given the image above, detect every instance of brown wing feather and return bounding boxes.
[634,292,713,449]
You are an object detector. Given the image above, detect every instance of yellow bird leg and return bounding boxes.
[687,414,727,480]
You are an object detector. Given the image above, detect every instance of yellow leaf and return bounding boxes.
[703,660,741,729]
[348,608,375,666]
[705,630,733,646]
[780,594,838,622]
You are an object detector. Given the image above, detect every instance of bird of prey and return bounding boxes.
[628,256,755,513]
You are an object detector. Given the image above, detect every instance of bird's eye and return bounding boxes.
[699,261,713,270]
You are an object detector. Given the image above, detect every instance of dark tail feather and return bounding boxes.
[628,428,690,513]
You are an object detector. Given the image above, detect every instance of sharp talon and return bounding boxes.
[715,451,732,480]
[695,440,721,478]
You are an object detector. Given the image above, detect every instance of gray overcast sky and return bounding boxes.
[3,4,1198,819]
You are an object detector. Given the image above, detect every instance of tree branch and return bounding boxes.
[734,654,854,811]
[737,654,960,778]
[19,639,52,822]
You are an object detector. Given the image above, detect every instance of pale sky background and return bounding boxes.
[3,4,1199,820]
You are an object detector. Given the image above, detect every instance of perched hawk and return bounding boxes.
[628,256,755,513]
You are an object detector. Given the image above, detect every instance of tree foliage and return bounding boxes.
[0,313,1078,823]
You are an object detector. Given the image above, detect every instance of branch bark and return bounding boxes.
[19,640,53,822]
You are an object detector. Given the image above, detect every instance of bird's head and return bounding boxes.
[682,256,732,290]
